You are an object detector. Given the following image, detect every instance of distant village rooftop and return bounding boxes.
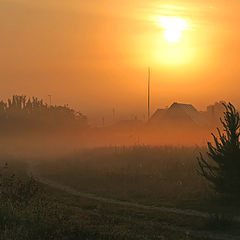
[150,101,226,127]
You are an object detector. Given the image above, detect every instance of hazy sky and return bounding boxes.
[1,0,240,121]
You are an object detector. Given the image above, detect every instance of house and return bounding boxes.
[150,102,207,127]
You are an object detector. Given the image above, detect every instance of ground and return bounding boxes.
[2,146,240,240]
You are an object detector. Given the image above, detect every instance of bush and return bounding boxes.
[0,163,100,240]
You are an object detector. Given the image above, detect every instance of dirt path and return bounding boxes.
[27,162,227,219]
[28,162,240,240]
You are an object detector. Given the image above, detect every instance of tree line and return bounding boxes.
[0,95,87,133]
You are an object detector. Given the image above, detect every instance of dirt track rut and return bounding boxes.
[28,162,240,240]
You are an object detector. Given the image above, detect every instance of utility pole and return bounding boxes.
[48,95,52,106]
[147,67,151,121]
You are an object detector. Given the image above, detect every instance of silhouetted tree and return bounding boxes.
[197,102,240,198]
[0,95,87,133]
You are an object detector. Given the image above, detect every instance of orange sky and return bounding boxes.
[1,0,240,122]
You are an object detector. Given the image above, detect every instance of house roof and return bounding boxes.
[151,102,207,126]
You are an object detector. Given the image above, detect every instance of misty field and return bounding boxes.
[37,146,224,210]
[1,146,240,239]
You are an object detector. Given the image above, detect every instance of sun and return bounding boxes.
[149,15,194,65]
[164,29,181,43]
[157,17,187,43]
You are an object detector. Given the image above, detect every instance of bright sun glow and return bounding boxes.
[158,17,187,43]
[148,15,194,66]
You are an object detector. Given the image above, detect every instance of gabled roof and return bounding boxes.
[169,102,197,112]
[167,102,206,126]
[150,102,207,126]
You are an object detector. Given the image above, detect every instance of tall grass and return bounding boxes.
[0,163,114,240]
[39,146,210,207]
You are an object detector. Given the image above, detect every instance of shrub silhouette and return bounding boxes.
[197,102,240,198]
[0,164,105,240]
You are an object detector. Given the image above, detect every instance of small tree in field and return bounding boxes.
[198,102,240,198]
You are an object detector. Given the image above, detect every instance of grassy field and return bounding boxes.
[38,146,210,208]
[2,146,240,239]
[37,146,240,213]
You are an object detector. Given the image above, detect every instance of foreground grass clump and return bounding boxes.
[0,163,108,240]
